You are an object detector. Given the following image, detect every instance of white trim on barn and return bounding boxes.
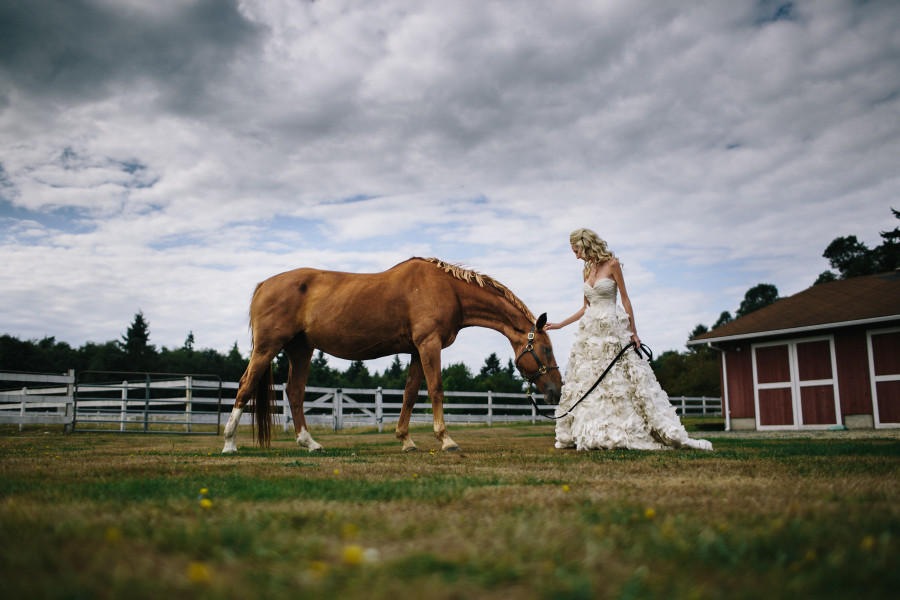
[719,348,731,431]
[687,314,900,346]
[751,335,841,431]
[867,326,900,429]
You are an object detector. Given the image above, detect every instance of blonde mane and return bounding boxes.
[421,257,536,321]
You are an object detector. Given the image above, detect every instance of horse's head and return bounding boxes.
[514,313,562,404]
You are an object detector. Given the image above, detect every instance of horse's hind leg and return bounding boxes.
[395,353,423,452]
[222,346,279,453]
[284,339,323,452]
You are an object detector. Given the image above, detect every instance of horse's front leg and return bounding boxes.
[396,354,423,452]
[418,341,459,452]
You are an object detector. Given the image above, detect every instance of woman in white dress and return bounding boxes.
[544,228,713,451]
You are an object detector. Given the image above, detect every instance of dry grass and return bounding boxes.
[1,422,898,599]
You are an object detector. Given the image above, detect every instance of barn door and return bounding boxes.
[868,327,900,428]
[752,337,841,430]
[753,343,794,428]
[795,339,839,426]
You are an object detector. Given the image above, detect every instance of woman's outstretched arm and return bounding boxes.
[544,296,588,330]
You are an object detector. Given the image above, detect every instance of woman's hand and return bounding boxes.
[630,332,641,346]
[544,322,561,331]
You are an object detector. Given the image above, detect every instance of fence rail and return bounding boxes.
[1,370,722,432]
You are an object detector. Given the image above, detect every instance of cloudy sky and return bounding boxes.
[1,0,898,376]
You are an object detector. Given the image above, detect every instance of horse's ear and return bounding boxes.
[535,313,548,330]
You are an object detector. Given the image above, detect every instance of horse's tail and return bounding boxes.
[251,361,276,448]
[246,281,276,448]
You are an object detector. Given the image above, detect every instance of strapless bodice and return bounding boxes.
[584,278,617,307]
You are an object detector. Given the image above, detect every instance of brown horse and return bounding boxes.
[221,257,562,453]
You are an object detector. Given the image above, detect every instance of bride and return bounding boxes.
[544,228,713,451]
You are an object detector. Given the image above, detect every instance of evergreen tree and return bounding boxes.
[344,360,372,388]
[475,353,524,393]
[184,331,195,352]
[224,342,247,382]
[442,362,477,392]
[119,311,155,370]
[505,358,517,377]
[480,353,503,377]
[307,350,339,387]
[376,355,409,390]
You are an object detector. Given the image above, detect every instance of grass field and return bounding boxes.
[1,422,898,600]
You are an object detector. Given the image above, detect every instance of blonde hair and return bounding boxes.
[569,228,620,280]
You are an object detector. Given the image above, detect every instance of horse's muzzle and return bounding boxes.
[542,382,562,405]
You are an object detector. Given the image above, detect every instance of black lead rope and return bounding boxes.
[527,341,653,420]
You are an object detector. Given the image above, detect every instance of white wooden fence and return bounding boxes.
[0,371,722,433]
[0,371,76,432]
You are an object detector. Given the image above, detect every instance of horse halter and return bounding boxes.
[515,322,559,384]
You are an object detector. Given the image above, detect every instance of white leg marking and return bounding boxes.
[296,426,323,452]
[222,406,244,453]
[441,434,460,452]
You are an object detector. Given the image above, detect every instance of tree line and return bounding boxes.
[0,311,525,394]
[2,308,718,397]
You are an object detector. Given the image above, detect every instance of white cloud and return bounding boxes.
[1,0,899,377]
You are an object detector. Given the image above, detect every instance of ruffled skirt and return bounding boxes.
[554,304,712,451]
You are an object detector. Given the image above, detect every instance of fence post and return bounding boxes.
[333,389,343,431]
[282,386,291,433]
[120,381,128,432]
[681,396,686,416]
[143,374,150,433]
[487,391,493,427]
[376,387,383,433]
[531,397,536,424]
[19,386,27,432]
[64,370,75,434]
[185,376,192,433]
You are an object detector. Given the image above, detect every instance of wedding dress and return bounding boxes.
[555,278,713,451]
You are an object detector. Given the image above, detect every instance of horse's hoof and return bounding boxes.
[308,446,324,453]
[402,445,419,453]
[442,445,460,452]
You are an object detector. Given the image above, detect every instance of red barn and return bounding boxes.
[688,272,900,431]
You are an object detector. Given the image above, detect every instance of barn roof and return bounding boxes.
[688,271,900,345]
